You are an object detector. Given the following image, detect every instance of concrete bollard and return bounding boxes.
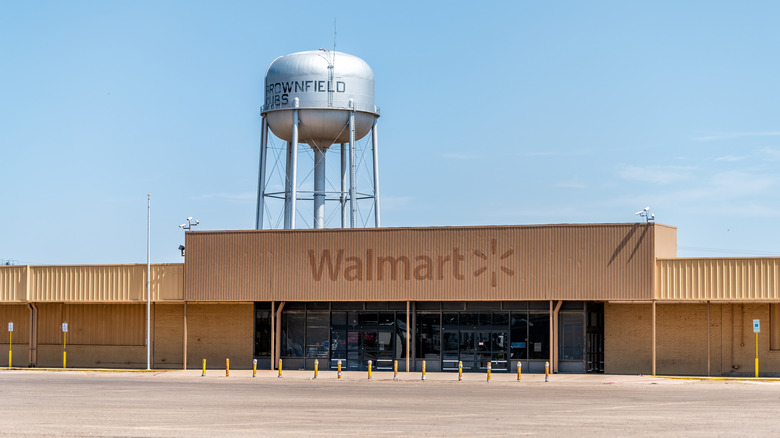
[421,360,427,381]
[368,360,373,380]
[545,361,549,383]
[253,359,257,378]
[458,361,463,381]
[226,358,230,377]
[278,359,283,378]
[517,362,522,381]
[201,359,206,377]
[487,361,492,382]
[337,359,342,379]
[314,359,319,379]
[393,360,398,380]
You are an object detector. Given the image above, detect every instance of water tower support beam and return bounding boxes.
[255,116,268,230]
[289,98,300,229]
[313,148,326,229]
[283,141,292,229]
[340,142,347,228]
[348,100,357,228]
[371,119,380,228]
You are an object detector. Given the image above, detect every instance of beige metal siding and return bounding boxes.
[185,223,659,302]
[24,264,183,303]
[657,258,780,301]
[0,304,31,343]
[0,266,27,302]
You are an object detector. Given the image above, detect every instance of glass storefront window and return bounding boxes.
[559,312,584,360]
[395,312,407,359]
[416,313,441,358]
[528,313,550,360]
[282,312,305,357]
[510,313,527,360]
[306,312,329,358]
[254,309,271,357]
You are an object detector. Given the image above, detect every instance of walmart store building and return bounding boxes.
[2,222,780,376]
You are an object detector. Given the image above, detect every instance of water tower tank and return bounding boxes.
[256,49,381,230]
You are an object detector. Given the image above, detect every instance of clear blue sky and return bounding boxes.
[2,1,780,264]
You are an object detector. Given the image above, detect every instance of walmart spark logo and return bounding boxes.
[473,238,515,287]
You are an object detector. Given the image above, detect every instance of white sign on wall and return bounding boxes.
[753,319,760,333]
[62,323,68,333]
[8,322,12,332]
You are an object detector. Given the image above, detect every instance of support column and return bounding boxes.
[313,148,326,229]
[549,301,554,370]
[255,117,268,230]
[275,302,286,367]
[27,303,37,367]
[270,301,275,370]
[283,142,292,229]
[340,143,347,228]
[183,302,187,370]
[371,119,381,228]
[348,99,356,228]
[289,99,300,229]
[707,301,711,376]
[652,301,657,376]
[553,300,562,373]
[406,300,410,373]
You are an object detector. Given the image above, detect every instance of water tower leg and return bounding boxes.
[256,117,268,230]
[348,100,357,228]
[313,148,326,229]
[371,119,380,228]
[283,141,292,229]
[340,143,347,228]
[290,104,300,229]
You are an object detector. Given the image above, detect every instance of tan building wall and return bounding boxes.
[186,303,253,369]
[606,302,780,376]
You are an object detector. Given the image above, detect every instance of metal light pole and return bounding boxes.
[146,194,151,371]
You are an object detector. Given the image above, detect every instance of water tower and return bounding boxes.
[255,49,381,230]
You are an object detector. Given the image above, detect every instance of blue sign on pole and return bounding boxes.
[753,319,760,333]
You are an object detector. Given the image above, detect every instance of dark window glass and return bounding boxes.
[347,311,359,328]
[285,302,305,310]
[359,312,378,326]
[331,312,347,327]
[416,313,441,358]
[466,301,500,310]
[395,312,407,359]
[493,312,509,327]
[528,313,550,360]
[365,302,387,310]
[378,312,394,326]
[307,302,329,310]
[332,302,363,310]
[478,313,492,327]
[529,301,549,311]
[442,301,465,310]
[282,312,305,357]
[559,312,584,360]
[561,301,584,311]
[442,313,459,327]
[331,329,347,360]
[460,313,477,328]
[305,312,329,358]
[388,302,406,310]
[416,302,440,310]
[255,309,271,357]
[510,313,527,360]
[502,301,527,310]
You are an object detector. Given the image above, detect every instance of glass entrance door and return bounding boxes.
[442,330,509,372]
[341,330,394,371]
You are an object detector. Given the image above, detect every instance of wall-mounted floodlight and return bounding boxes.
[635,207,655,223]
[178,245,185,257]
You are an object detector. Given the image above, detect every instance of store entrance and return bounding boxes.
[338,330,394,371]
[442,330,509,372]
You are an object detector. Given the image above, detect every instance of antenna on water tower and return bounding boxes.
[255,49,381,230]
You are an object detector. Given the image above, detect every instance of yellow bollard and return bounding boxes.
[202,359,206,376]
[393,360,398,380]
[314,359,319,379]
[253,359,257,378]
[755,332,759,378]
[337,359,342,379]
[421,360,427,381]
[517,362,522,381]
[63,351,67,369]
[487,361,492,382]
[278,359,283,378]
[368,360,373,380]
[458,360,463,381]
[226,358,230,377]
[8,330,11,368]
[545,361,550,382]
[8,350,11,368]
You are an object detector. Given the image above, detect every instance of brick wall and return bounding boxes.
[186,303,253,369]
